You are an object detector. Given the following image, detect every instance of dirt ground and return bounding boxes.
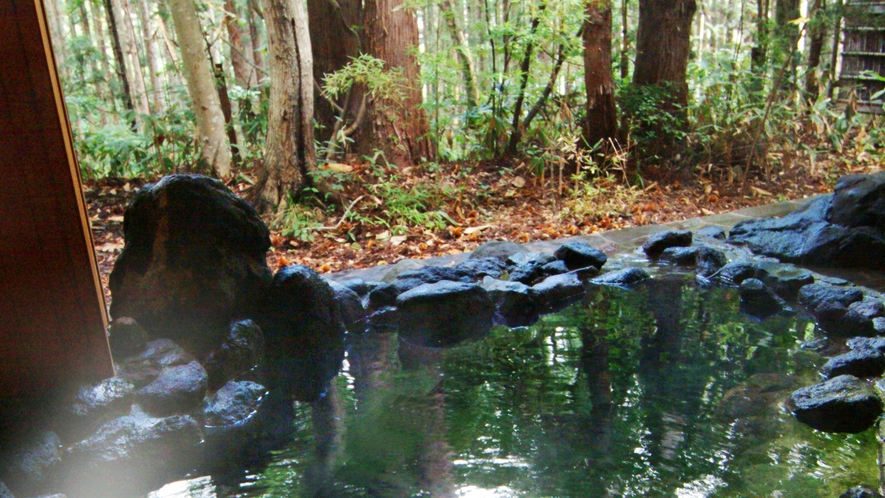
[85,159,873,304]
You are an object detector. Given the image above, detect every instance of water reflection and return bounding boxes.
[157,274,881,497]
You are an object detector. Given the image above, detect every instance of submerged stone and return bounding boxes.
[659,246,699,266]
[841,486,885,498]
[788,375,883,433]
[396,281,494,347]
[798,283,864,310]
[202,381,266,429]
[0,431,62,491]
[554,242,607,270]
[642,230,692,258]
[739,278,788,319]
[696,246,729,278]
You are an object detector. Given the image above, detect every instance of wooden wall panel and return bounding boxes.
[0,0,114,397]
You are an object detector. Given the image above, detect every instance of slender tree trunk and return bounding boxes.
[168,0,233,177]
[359,0,435,165]
[827,0,842,99]
[584,0,618,151]
[804,0,825,103]
[440,0,480,109]
[104,0,137,125]
[505,2,546,155]
[253,0,317,212]
[308,0,362,144]
[620,0,629,79]
[249,0,266,84]
[111,0,150,116]
[137,0,166,114]
[751,0,770,75]
[46,0,68,77]
[224,0,252,88]
[774,0,800,93]
[87,0,113,125]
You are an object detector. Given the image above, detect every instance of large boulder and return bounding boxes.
[828,172,885,230]
[134,361,208,416]
[728,190,885,269]
[787,375,883,433]
[253,265,345,401]
[396,281,495,347]
[821,350,885,380]
[201,320,265,390]
[642,230,692,258]
[554,242,607,270]
[469,240,526,261]
[108,175,272,355]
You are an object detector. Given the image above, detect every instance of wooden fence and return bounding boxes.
[840,0,885,113]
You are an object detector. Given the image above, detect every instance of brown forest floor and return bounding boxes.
[85,158,876,303]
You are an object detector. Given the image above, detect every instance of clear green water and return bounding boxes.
[153,274,881,497]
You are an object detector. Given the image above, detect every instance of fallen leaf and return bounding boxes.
[323,162,353,173]
[376,230,391,240]
[97,242,124,253]
[464,224,492,235]
[701,208,716,216]
[751,186,773,197]
[390,235,408,246]
[512,176,526,188]
[107,215,125,223]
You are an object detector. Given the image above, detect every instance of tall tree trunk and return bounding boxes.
[358,0,435,165]
[308,0,362,144]
[249,0,266,84]
[86,0,112,125]
[111,0,150,116]
[620,0,629,79]
[633,0,696,108]
[804,0,825,103]
[774,0,800,94]
[46,0,68,77]
[168,0,233,177]
[136,0,166,114]
[631,0,696,157]
[224,0,252,88]
[751,0,770,75]
[440,0,480,109]
[253,0,317,212]
[584,0,618,151]
[103,0,137,125]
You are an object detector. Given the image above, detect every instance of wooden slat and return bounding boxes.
[0,0,114,397]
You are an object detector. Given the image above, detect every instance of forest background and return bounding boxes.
[47,0,885,278]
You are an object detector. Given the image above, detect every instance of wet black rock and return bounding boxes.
[255,265,345,402]
[799,283,864,309]
[642,230,692,258]
[396,281,494,347]
[508,252,558,285]
[366,306,399,332]
[817,303,878,338]
[739,278,788,319]
[367,282,404,309]
[0,482,11,498]
[202,320,265,391]
[326,280,367,331]
[828,172,885,230]
[469,240,526,261]
[134,361,208,416]
[659,246,699,266]
[339,278,377,297]
[65,409,201,496]
[0,431,62,491]
[728,190,885,269]
[591,267,651,288]
[507,251,556,267]
[453,258,507,279]
[115,339,195,388]
[532,272,585,310]
[540,260,569,277]
[395,265,474,285]
[841,486,885,498]
[850,299,885,319]
[481,278,540,328]
[696,247,729,278]
[788,374,883,433]
[202,381,266,429]
[68,378,134,428]
[821,350,885,380]
[554,242,607,270]
[756,263,815,301]
[713,261,762,286]
[848,336,885,355]
[106,318,148,359]
[696,226,727,240]
[108,175,272,355]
